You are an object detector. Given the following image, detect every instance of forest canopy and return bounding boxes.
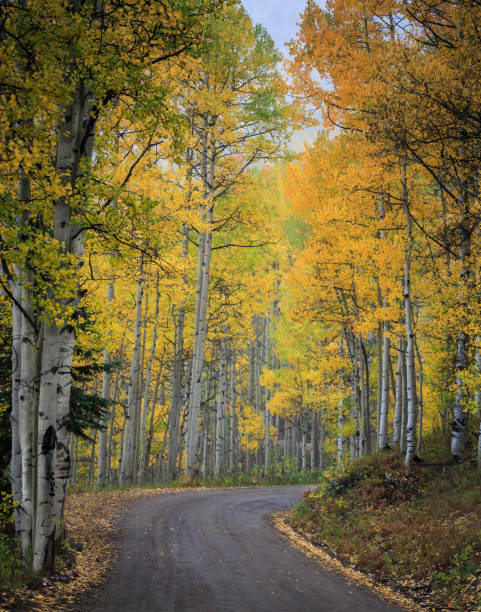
[1,0,481,583]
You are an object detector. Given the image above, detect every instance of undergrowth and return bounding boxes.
[289,434,481,610]
[0,491,22,587]
[68,455,322,495]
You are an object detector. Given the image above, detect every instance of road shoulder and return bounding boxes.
[273,512,430,612]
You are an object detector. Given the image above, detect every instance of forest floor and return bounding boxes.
[287,438,481,611]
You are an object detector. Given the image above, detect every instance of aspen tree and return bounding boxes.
[182,5,292,479]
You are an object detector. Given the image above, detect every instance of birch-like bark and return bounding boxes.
[97,280,114,487]
[88,432,97,487]
[10,263,23,534]
[319,409,326,469]
[36,78,95,574]
[70,437,78,485]
[186,211,213,478]
[107,333,125,484]
[215,340,227,476]
[376,322,383,448]
[167,225,189,481]
[400,339,408,452]
[402,163,418,472]
[476,340,481,468]
[452,261,471,458]
[19,267,35,556]
[140,277,159,484]
[311,412,319,469]
[145,372,161,482]
[34,82,92,572]
[186,127,214,479]
[358,338,368,456]
[351,336,361,459]
[337,401,344,465]
[120,279,143,485]
[415,340,424,456]
[229,354,237,473]
[301,415,307,471]
[392,334,403,446]
[378,329,391,449]
[264,318,271,472]
[33,322,60,573]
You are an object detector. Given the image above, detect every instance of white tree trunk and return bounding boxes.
[167,225,189,481]
[301,417,307,471]
[476,340,481,468]
[415,341,424,456]
[392,334,403,446]
[10,263,23,534]
[403,166,418,472]
[120,279,143,485]
[319,410,325,469]
[229,354,236,473]
[451,205,471,460]
[376,322,383,448]
[140,279,159,484]
[186,135,214,479]
[34,80,95,575]
[33,323,60,574]
[378,328,391,449]
[97,280,114,487]
[18,269,36,556]
[337,401,344,466]
[215,340,227,476]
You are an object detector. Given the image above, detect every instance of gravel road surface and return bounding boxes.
[75,486,401,612]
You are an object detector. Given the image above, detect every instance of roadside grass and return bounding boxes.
[0,491,23,588]
[67,459,321,496]
[288,435,481,610]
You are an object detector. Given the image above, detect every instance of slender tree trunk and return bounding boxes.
[97,280,114,487]
[167,226,188,480]
[33,322,60,573]
[379,329,391,449]
[452,319,470,459]
[186,124,215,480]
[88,432,97,487]
[319,410,325,469]
[392,334,403,446]
[376,322,383,449]
[337,401,344,466]
[402,163,418,472]
[415,340,424,456]
[140,278,159,484]
[400,339,408,452]
[10,262,23,534]
[70,437,78,485]
[301,415,307,471]
[215,339,227,477]
[229,353,237,472]
[358,338,368,456]
[120,279,143,485]
[476,340,481,468]
[311,412,319,469]
[19,268,36,556]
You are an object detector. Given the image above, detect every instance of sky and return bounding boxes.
[241,0,307,55]
[241,0,317,151]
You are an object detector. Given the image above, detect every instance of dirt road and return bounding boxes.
[75,486,401,612]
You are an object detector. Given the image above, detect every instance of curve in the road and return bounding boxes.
[74,486,402,612]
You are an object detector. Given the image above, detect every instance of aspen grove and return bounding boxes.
[1,0,481,582]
